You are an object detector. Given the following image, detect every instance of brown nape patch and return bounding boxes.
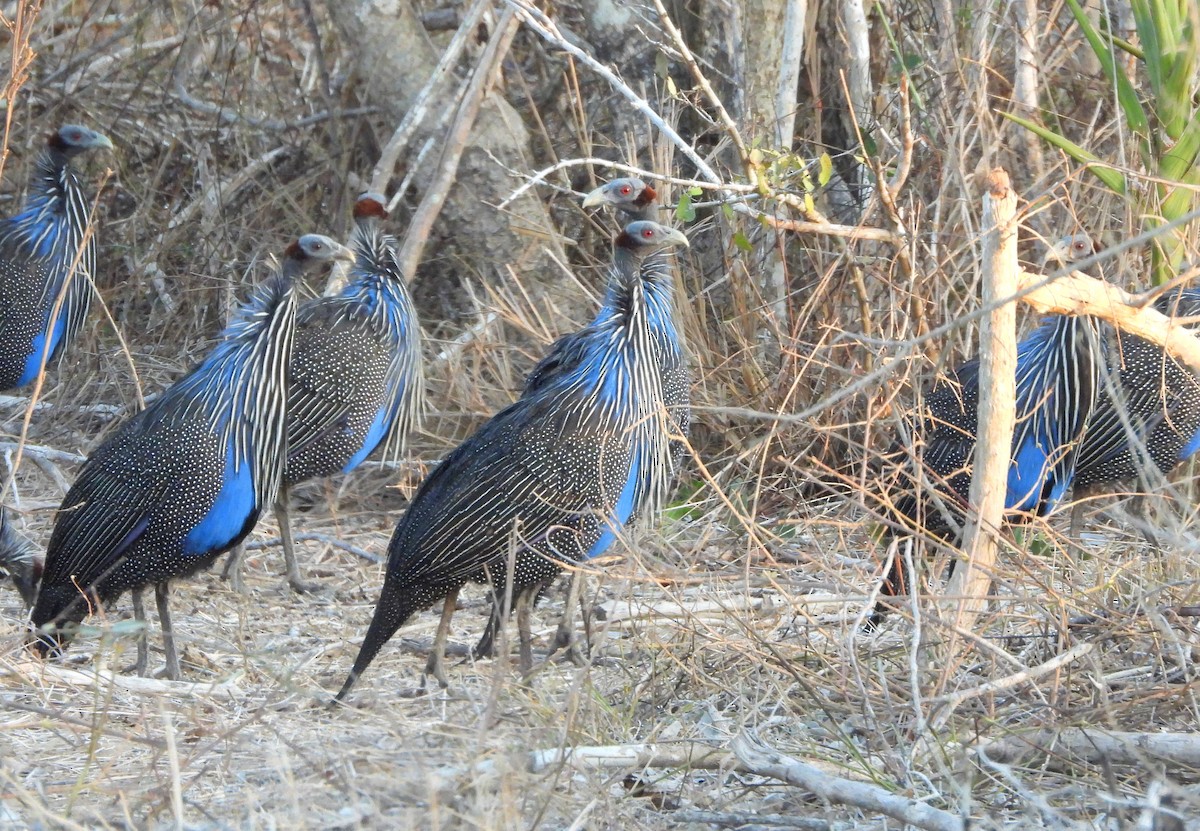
[283,240,304,260]
[354,197,389,221]
[614,230,635,250]
[46,131,67,151]
[635,184,657,208]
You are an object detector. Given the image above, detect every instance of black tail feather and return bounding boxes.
[334,582,416,702]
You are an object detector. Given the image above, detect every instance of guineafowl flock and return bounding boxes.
[1,124,1199,703]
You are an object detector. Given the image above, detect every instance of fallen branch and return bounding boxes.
[1019,267,1200,375]
[597,593,847,627]
[731,731,965,831]
[670,812,828,830]
[0,395,124,417]
[0,442,86,466]
[929,642,1094,729]
[243,533,382,564]
[431,741,739,786]
[978,728,1200,768]
[26,661,243,698]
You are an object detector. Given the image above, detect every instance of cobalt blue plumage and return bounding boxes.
[1073,286,1200,498]
[876,237,1102,616]
[885,315,1100,540]
[473,177,693,661]
[31,235,353,678]
[0,125,112,390]
[223,193,424,592]
[335,220,688,700]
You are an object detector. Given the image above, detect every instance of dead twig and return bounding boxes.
[940,169,1018,657]
[731,731,965,831]
[370,0,491,197]
[978,728,1200,768]
[394,4,520,283]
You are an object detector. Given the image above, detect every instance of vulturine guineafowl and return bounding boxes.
[0,125,112,391]
[31,235,353,678]
[1071,254,1200,534]
[473,177,693,664]
[0,507,41,608]
[874,237,1103,623]
[335,220,688,701]
[223,193,424,592]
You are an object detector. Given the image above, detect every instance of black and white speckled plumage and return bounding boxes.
[471,179,694,655]
[0,507,41,607]
[0,125,111,391]
[581,177,691,459]
[284,195,424,484]
[30,235,349,652]
[875,236,1104,615]
[1074,287,1200,488]
[336,221,688,700]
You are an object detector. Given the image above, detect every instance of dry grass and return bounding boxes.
[1,0,1199,828]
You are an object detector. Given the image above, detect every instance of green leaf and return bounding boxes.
[664,481,705,522]
[1000,111,1128,194]
[1063,0,1149,137]
[675,191,696,223]
[860,131,878,157]
[817,152,833,187]
[732,231,752,252]
[721,203,735,220]
[1128,0,1190,137]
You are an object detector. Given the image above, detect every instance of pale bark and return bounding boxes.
[1012,0,1045,182]
[939,169,1018,652]
[339,1,569,319]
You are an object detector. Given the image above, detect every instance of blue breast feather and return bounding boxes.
[16,322,65,387]
[182,445,257,556]
[586,446,643,559]
[1005,320,1076,513]
[341,401,392,474]
[1179,427,1200,462]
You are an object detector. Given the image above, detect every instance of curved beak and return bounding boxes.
[331,242,357,263]
[660,227,690,249]
[90,132,115,151]
[582,185,610,209]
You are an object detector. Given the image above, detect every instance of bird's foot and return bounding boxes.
[226,570,248,595]
[287,575,323,595]
[423,651,450,689]
[550,625,588,667]
[563,642,588,668]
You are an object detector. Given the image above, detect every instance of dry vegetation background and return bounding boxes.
[0,0,1198,828]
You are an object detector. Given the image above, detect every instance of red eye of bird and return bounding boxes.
[620,185,631,195]
[642,228,654,238]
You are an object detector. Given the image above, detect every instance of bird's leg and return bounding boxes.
[221,543,248,594]
[472,601,501,660]
[516,588,534,673]
[552,570,587,667]
[424,588,458,688]
[131,588,148,676]
[1128,492,1164,549]
[154,581,181,680]
[277,488,319,593]
[1068,502,1086,538]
